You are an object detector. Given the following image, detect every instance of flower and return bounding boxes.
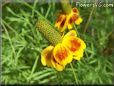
[41,30,86,71]
[37,19,86,71]
[55,7,83,32]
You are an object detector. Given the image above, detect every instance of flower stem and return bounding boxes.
[70,63,78,84]
[60,0,72,14]
[83,0,98,34]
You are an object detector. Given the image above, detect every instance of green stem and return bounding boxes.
[83,0,98,34]
[70,63,78,84]
[1,20,16,60]
[27,56,39,82]
[60,0,72,14]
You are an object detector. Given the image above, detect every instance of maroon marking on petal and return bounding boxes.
[70,39,81,52]
[55,48,68,60]
[53,57,63,66]
[53,57,57,62]
[71,14,79,22]
[60,17,66,27]
[68,17,73,24]
[45,50,53,60]
[56,15,62,23]
[73,8,78,13]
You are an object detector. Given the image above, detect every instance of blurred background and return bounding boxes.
[1,0,114,85]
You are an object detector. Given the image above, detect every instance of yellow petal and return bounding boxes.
[60,24,67,32]
[63,37,81,52]
[73,38,86,60]
[55,14,67,32]
[75,17,83,25]
[73,50,84,60]
[67,23,73,29]
[53,43,72,66]
[63,30,77,40]
[66,15,73,29]
[63,36,86,60]
[41,46,54,67]
[51,57,64,71]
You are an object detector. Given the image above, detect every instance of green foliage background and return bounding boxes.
[1,0,114,85]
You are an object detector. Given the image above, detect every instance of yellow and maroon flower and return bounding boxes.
[41,30,86,71]
[55,7,83,32]
[37,20,86,71]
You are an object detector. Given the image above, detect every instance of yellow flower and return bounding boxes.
[55,7,83,32]
[41,30,86,71]
[37,20,86,71]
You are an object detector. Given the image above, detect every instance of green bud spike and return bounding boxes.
[36,19,62,46]
[60,0,72,14]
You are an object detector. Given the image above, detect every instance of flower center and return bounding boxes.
[36,19,62,46]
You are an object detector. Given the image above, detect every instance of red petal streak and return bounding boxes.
[56,47,68,60]
[68,17,73,24]
[71,14,79,22]
[56,15,62,23]
[70,39,81,52]
[73,8,78,13]
[53,57,62,66]
[60,17,66,27]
